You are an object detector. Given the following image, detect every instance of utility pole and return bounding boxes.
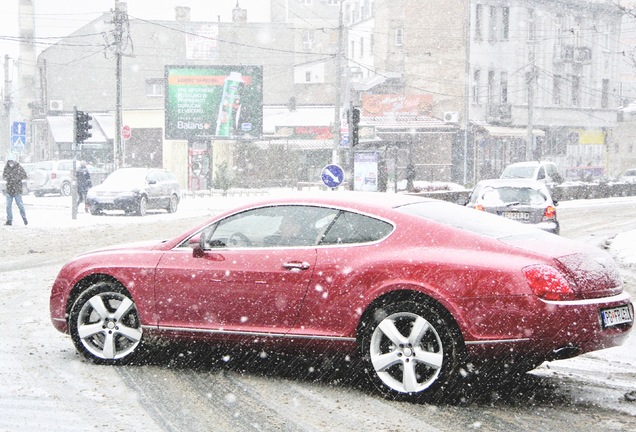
[463,0,471,185]
[332,0,345,165]
[113,1,126,169]
[526,16,536,162]
[1,55,11,158]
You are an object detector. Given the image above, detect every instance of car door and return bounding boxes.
[153,205,338,334]
[144,170,163,207]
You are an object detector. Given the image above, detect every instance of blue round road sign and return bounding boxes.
[321,164,344,188]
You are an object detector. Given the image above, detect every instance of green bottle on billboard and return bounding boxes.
[215,72,244,137]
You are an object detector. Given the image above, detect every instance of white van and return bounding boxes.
[500,161,563,185]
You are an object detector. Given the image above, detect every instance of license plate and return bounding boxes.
[601,305,633,328]
[503,211,529,220]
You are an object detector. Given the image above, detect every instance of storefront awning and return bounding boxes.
[46,115,108,144]
[479,125,545,138]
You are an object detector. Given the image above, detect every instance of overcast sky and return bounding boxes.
[0,0,271,83]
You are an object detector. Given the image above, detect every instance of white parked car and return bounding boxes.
[30,159,77,197]
[619,168,636,184]
[500,161,563,185]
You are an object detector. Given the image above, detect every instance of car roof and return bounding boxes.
[475,178,549,189]
[213,192,436,215]
[505,161,555,168]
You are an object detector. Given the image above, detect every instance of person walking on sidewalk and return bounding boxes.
[3,155,28,226]
[76,162,93,212]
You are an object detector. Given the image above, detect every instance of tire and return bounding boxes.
[60,181,72,196]
[359,298,464,402]
[89,204,103,215]
[166,194,179,213]
[68,282,143,365]
[137,196,148,216]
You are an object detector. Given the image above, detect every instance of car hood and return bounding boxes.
[90,182,144,193]
[77,239,168,256]
[499,233,623,299]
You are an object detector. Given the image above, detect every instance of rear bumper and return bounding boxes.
[463,292,633,360]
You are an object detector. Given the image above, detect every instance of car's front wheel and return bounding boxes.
[68,282,143,365]
[359,298,464,402]
[137,196,148,216]
[60,181,72,196]
[88,204,103,215]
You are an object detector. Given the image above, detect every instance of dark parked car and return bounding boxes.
[466,178,560,235]
[49,194,633,401]
[86,167,180,216]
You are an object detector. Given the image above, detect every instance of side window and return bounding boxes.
[320,211,393,245]
[200,205,339,249]
[537,167,546,180]
[146,172,160,183]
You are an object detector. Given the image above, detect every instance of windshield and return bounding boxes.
[102,170,146,188]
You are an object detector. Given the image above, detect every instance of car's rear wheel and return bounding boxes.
[137,196,148,216]
[68,282,143,365]
[359,298,464,402]
[60,181,71,196]
[167,194,178,213]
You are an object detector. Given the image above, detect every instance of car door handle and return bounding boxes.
[282,261,311,270]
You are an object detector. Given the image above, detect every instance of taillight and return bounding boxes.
[523,264,575,301]
[51,173,57,179]
[543,205,556,220]
[474,204,485,211]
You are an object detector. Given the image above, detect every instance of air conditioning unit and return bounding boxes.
[443,111,459,124]
[49,100,63,111]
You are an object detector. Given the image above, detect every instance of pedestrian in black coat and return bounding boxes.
[76,162,93,212]
[3,156,28,225]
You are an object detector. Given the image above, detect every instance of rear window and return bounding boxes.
[395,201,539,238]
[478,186,548,205]
[501,166,536,179]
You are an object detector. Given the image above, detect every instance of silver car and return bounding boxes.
[86,167,181,216]
[466,178,560,235]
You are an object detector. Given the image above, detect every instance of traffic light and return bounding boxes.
[75,109,92,143]
[351,107,360,147]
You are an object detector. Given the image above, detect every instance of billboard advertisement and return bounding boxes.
[165,65,263,140]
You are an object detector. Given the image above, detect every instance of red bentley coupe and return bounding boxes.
[50,193,633,401]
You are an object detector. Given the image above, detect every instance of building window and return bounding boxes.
[305,71,312,82]
[350,40,355,58]
[359,37,364,57]
[601,79,610,108]
[302,30,315,50]
[571,75,580,106]
[146,79,164,97]
[325,0,338,4]
[487,70,495,105]
[475,4,482,41]
[553,75,562,105]
[473,69,481,104]
[395,28,403,46]
[298,0,312,4]
[489,6,497,43]
[502,7,509,40]
[500,72,508,103]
